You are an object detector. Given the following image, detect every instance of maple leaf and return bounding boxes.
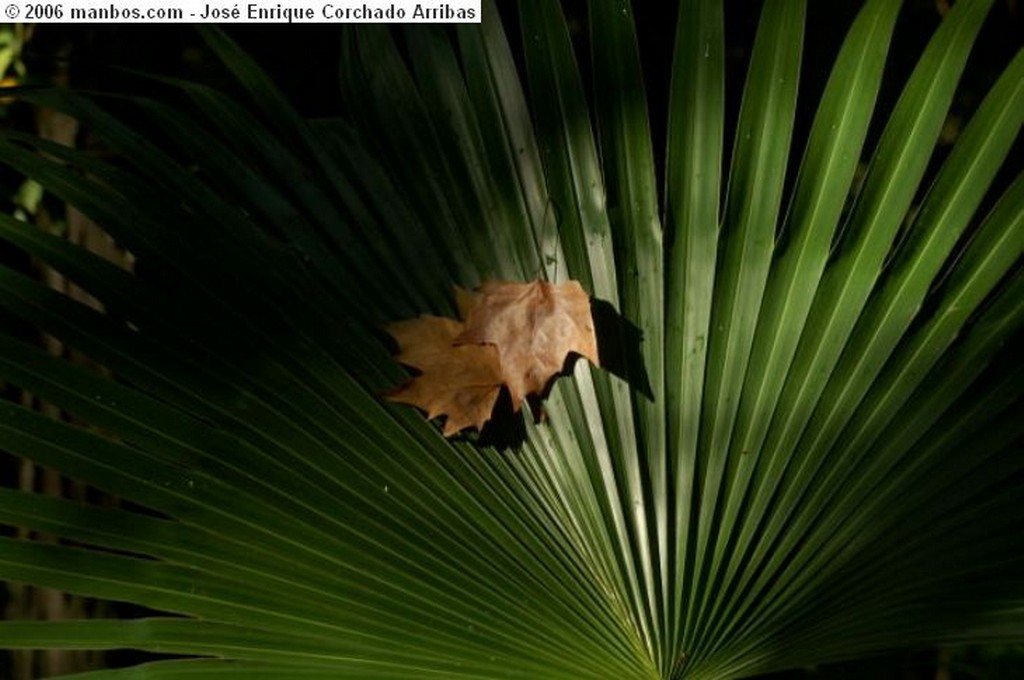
[385,315,503,436]
[385,280,599,436]
[456,280,599,411]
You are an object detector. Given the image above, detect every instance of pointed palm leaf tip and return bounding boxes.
[387,279,599,434]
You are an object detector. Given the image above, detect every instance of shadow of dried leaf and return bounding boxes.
[590,298,654,401]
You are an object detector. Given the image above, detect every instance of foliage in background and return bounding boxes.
[2,22,134,680]
[0,0,1021,678]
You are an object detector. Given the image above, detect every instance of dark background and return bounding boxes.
[5,0,1022,265]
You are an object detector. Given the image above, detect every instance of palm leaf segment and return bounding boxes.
[0,0,1021,677]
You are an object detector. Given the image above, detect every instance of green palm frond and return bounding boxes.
[0,1,1021,678]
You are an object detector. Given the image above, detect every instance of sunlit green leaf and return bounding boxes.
[0,2,1020,678]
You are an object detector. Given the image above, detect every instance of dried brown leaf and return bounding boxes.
[456,280,599,411]
[385,315,503,436]
[385,280,599,435]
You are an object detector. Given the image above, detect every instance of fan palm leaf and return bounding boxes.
[0,0,1021,678]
